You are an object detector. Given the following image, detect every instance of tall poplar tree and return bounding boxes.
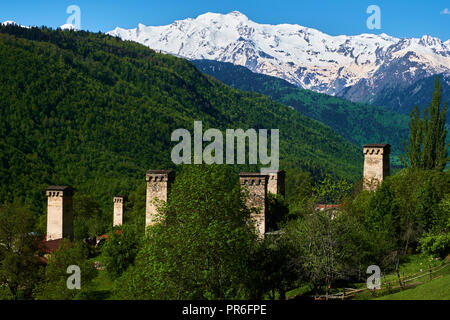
[401,76,448,170]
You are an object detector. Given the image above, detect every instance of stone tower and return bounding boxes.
[267,170,285,196]
[113,196,126,227]
[363,144,390,191]
[145,170,175,227]
[46,186,74,241]
[239,172,268,238]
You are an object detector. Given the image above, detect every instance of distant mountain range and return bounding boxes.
[108,11,450,114]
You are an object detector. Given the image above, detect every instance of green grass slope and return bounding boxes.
[352,255,450,300]
[0,25,363,218]
[376,273,450,300]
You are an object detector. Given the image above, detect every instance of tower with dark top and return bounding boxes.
[363,144,390,191]
[46,186,74,241]
[267,170,285,197]
[113,195,126,227]
[145,170,175,227]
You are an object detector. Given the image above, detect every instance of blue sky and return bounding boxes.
[1,0,449,40]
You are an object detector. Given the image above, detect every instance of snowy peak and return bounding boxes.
[1,20,30,29]
[107,12,450,97]
[59,23,76,30]
[419,35,443,48]
[412,35,449,56]
[198,11,249,20]
[228,10,248,17]
[1,20,18,26]
[2,20,78,31]
[444,40,450,50]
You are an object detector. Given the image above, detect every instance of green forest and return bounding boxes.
[0,25,448,300]
[193,59,437,164]
[0,25,362,221]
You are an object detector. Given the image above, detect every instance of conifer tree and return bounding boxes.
[401,76,448,170]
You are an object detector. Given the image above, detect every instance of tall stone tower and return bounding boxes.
[363,144,390,191]
[145,170,175,227]
[239,172,268,238]
[113,195,126,227]
[46,186,74,241]
[267,170,285,197]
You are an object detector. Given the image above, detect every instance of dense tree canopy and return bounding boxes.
[0,203,43,299]
[193,59,415,162]
[0,25,363,236]
[401,76,449,170]
[114,165,258,299]
[33,240,97,300]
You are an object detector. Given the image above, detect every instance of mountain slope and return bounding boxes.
[107,11,450,106]
[193,59,410,161]
[0,25,363,216]
[368,73,450,121]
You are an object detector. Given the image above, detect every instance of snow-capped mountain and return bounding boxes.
[1,20,78,31]
[108,11,450,103]
[1,20,29,28]
[1,21,18,26]
[59,23,76,30]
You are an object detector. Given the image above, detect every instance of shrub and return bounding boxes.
[419,233,450,258]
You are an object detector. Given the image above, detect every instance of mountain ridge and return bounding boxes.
[107,11,450,105]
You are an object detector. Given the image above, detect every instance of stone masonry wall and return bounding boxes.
[240,173,268,238]
[363,144,390,191]
[46,186,74,241]
[145,170,175,227]
[113,196,124,227]
[267,171,285,196]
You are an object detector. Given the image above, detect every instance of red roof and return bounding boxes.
[39,238,65,254]
[98,229,123,240]
[315,204,341,211]
[39,229,122,256]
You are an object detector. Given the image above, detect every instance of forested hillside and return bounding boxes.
[0,25,363,220]
[193,59,412,161]
[368,73,450,122]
